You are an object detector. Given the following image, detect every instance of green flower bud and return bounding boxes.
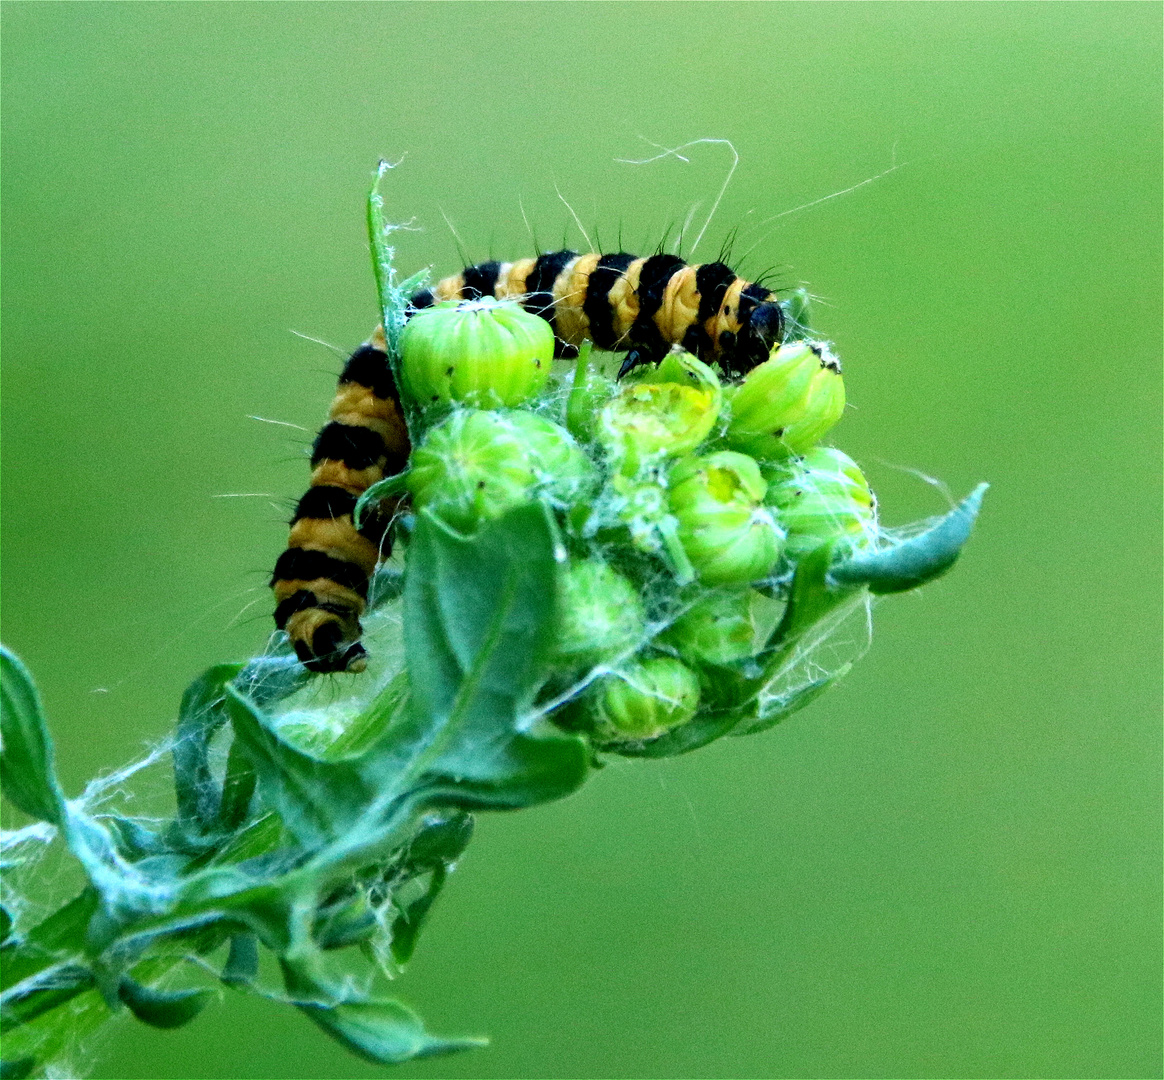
[510,411,598,508]
[668,451,785,585]
[661,588,765,667]
[597,350,722,471]
[766,446,878,558]
[408,409,591,531]
[724,341,845,460]
[589,657,701,742]
[554,559,646,668]
[400,298,554,409]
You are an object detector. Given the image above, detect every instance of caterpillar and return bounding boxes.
[270,328,410,673]
[408,251,785,379]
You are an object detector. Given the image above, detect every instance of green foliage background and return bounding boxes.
[2,3,1160,1077]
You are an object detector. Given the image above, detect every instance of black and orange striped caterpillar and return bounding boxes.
[269,328,409,673]
[273,250,786,673]
[410,251,785,379]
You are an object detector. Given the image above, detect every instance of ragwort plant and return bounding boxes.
[0,163,986,1077]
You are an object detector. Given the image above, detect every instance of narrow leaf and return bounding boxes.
[402,811,474,868]
[298,997,486,1065]
[1,964,96,1032]
[106,816,167,861]
[216,735,257,832]
[314,897,378,951]
[234,655,310,711]
[731,664,852,737]
[117,977,211,1029]
[389,867,447,965]
[221,934,259,987]
[829,483,988,594]
[1,889,97,993]
[0,646,65,824]
[173,664,242,833]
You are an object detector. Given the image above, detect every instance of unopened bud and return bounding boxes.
[724,341,845,460]
[766,446,877,558]
[597,351,722,470]
[589,657,701,742]
[661,588,764,667]
[668,451,785,585]
[407,409,590,531]
[554,559,646,669]
[400,298,554,409]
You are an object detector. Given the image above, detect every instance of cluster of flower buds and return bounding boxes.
[395,297,899,747]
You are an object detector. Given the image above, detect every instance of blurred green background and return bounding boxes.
[3,3,1160,1077]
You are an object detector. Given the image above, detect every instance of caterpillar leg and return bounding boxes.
[271,330,410,673]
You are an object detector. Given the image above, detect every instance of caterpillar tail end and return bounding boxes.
[286,607,369,674]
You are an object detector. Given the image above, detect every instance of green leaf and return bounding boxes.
[0,646,65,825]
[173,664,242,834]
[221,934,259,987]
[1,890,97,993]
[1,964,96,1032]
[297,996,486,1065]
[401,810,474,868]
[0,1057,34,1079]
[117,977,211,1029]
[601,710,739,759]
[383,812,473,964]
[1,907,13,947]
[389,868,446,966]
[766,542,857,654]
[216,735,257,832]
[401,504,590,809]
[829,483,988,594]
[313,895,378,951]
[225,689,369,849]
[323,669,409,762]
[234,655,311,711]
[731,664,852,737]
[366,159,418,360]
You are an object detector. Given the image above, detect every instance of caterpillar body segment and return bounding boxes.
[270,329,409,673]
[408,251,785,378]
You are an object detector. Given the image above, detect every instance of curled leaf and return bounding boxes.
[221,934,259,987]
[172,664,242,834]
[829,483,987,594]
[117,977,211,1029]
[298,996,486,1065]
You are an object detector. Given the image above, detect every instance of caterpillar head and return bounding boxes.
[737,300,786,376]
